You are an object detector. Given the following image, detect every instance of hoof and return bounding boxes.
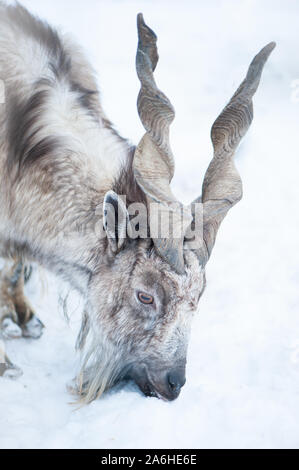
[22,315,44,339]
[0,363,23,379]
[2,317,22,339]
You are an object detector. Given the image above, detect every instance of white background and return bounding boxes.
[1,0,299,449]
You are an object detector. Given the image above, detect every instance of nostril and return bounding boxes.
[167,373,182,395]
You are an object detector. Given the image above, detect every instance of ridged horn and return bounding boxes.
[133,13,191,274]
[195,41,276,266]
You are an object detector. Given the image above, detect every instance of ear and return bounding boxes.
[103,191,129,252]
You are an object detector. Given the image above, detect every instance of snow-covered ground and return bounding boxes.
[1,0,299,449]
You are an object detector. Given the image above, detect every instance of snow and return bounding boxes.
[1,0,299,449]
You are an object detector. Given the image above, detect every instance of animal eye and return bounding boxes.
[138,292,154,304]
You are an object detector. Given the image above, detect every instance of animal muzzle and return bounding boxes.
[130,365,186,401]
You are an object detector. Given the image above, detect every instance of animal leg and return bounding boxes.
[0,260,44,339]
